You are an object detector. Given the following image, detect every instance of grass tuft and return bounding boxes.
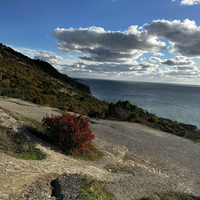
[140,191,200,200]
[70,143,104,161]
[80,177,114,200]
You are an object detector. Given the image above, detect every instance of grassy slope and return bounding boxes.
[0,43,109,116]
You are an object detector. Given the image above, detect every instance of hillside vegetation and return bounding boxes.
[0,43,199,142]
[108,100,200,141]
[0,43,109,116]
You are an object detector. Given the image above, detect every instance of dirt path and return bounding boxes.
[0,97,200,199]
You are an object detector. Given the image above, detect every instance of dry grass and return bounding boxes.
[0,126,45,160]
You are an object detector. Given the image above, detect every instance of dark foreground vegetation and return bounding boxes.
[0,43,200,142]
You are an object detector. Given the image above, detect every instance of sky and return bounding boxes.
[1,0,200,85]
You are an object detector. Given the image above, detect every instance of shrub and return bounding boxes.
[148,114,159,123]
[42,112,95,156]
[109,105,130,121]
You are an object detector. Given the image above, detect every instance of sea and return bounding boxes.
[75,78,200,129]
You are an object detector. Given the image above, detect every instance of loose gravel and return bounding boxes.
[51,175,82,200]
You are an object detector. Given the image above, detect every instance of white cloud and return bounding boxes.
[172,0,200,5]
[60,60,159,75]
[144,19,200,57]
[53,26,166,63]
[180,0,200,5]
[34,50,64,65]
[59,59,200,84]
[55,19,200,61]
[7,45,37,59]
[174,66,198,70]
[153,52,165,56]
[7,45,75,71]
[149,55,200,80]
[150,56,195,66]
[166,69,200,78]
[7,46,67,67]
[52,21,200,84]
[8,17,200,85]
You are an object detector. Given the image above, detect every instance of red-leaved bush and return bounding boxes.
[42,113,95,154]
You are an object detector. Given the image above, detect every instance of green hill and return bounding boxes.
[0,43,109,116]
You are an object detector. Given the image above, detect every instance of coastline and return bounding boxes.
[76,78,200,129]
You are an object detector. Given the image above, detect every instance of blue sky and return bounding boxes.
[1,0,200,85]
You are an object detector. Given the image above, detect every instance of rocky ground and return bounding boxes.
[0,97,200,200]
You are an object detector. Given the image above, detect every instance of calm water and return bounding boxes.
[76,78,200,129]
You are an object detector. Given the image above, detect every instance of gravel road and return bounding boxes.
[90,118,200,196]
[0,97,200,199]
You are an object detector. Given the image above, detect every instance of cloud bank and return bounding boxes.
[11,18,200,85]
[172,0,200,5]
[34,50,64,65]
[58,60,200,84]
[53,26,166,63]
[150,56,195,66]
[144,19,200,57]
[54,19,200,60]
[52,19,200,84]
[180,0,200,5]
